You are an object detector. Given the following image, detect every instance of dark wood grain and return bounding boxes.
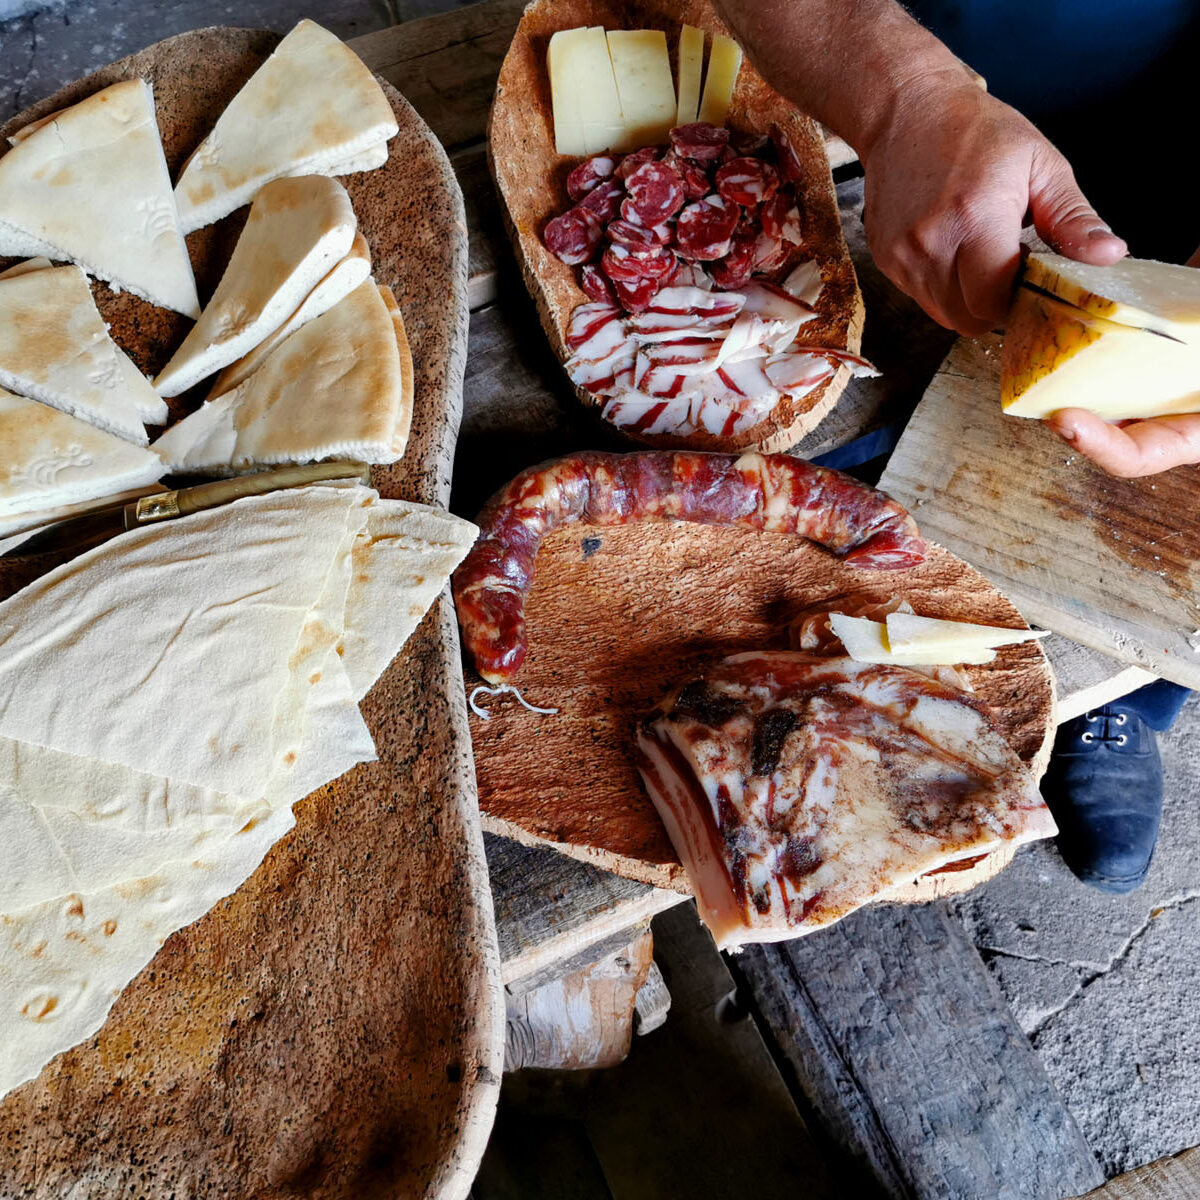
[732,901,1106,1200]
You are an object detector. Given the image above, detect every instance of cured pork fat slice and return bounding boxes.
[636,652,1056,949]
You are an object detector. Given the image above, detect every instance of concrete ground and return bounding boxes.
[956,694,1200,1177]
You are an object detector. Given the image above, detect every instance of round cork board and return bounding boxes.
[0,28,502,1200]
[487,0,865,454]
[471,522,1056,898]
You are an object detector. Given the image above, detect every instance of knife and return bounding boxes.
[3,461,373,560]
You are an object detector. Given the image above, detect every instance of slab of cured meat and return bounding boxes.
[488,0,864,453]
[467,511,1056,899]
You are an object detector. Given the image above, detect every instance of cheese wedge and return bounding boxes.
[829,613,996,666]
[1024,252,1200,344]
[377,283,414,457]
[0,265,149,443]
[208,231,372,399]
[606,30,676,149]
[0,80,199,318]
[676,25,705,127]
[697,34,742,127]
[0,387,163,523]
[1002,286,1200,420]
[152,279,402,473]
[174,20,398,234]
[154,176,357,397]
[885,613,1048,657]
[547,27,627,156]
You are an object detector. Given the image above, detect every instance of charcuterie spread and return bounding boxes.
[490,0,866,452]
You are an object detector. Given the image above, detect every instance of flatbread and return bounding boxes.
[0,803,294,1101]
[208,231,372,399]
[377,283,415,456]
[0,266,149,443]
[0,388,163,522]
[0,80,199,318]
[154,176,357,397]
[151,280,403,473]
[173,20,398,234]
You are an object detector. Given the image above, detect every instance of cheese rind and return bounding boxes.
[676,25,705,126]
[606,30,676,150]
[697,34,742,127]
[547,27,626,156]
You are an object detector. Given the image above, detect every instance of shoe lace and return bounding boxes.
[1081,710,1129,746]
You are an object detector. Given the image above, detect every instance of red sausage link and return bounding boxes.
[453,452,928,683]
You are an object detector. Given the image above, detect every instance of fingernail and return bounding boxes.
[1060,427,1077,442]
[1087,225,1114,240]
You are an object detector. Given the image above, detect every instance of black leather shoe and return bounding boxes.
[1040,704,1164,894]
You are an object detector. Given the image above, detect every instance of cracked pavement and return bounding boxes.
[956,693,1200,1176]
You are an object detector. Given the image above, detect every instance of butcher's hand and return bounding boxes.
[1046,245,1200,477]
[859,76,1126,336]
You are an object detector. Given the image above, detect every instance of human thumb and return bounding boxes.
[1029,146,1127,265]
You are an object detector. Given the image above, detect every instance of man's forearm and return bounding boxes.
[711,0,974,155]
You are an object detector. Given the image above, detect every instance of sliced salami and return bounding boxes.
[716,157,780,208]
[710,222,757,289]
[609,217,671,248]
[664,150,712,200]
[579,178,624,222]
[624,161,686,226]
[670,121,731,162]
[675,195,739,262]
[566,154,618,202]
[730,129,770,157]
[612,275,661,313]
[580,262,618,305]
[602,243,676,283]
[544,205,604,266]
[761,191,804,245]
[615,144,662,180]
[769,124,804,185]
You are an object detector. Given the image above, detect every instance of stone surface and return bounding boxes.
[957,694,1200,1176]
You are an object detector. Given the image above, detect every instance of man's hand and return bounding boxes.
[859,77,1126,335]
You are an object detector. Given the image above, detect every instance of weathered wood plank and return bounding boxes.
[732,901,1106,1200]
[452,142,504,310]
[1081,1146,1200,1199]
[1044,635,1157,725]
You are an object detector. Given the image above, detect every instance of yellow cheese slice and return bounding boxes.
[1002,287,1200,420]
[697,34,742,127]
[676,25,705,126]
[547,27,626,156]
[606,30,676,150]
[829,613,996,666]
[1025,252,1200,344]
[885,613,1048,657]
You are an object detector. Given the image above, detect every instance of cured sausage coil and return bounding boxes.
[453,451,927,684]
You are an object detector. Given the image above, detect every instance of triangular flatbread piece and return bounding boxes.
[0,256,53,279]
[174,20,398,234]
[376,284,414,457]
[209,231,372,398]
[152,280,402,473]
[0,265,149,443]
[0,387,163,523]
[0,80,199,317]
[154,176,357,397]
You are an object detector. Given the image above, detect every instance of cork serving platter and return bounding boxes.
[0,29,502,1200]
[470,523,1056,899]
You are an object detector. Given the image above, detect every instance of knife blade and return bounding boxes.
[2,461,373,560]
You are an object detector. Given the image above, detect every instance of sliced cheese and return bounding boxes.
[152,279,402,474]
[208,231,371,399]
[0,265,148,444]
[1025,251,1200,344]
[676,25,705,127]
[606,30,676,149]
[1002,286,1200,420]
[547,27,626,156]
[154,175,357,397]
[885,613,1048,657]
[0,388,164,523]
[174,19,398,234]
[0,80,199,318]
[696,34,742,127]
[828,613,996,666]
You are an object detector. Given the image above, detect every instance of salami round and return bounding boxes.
[615,145,662,180]
[675,195,739,262]
[624,161,686,226]
[730,129,770,157]
[566,154,617,202]
[710,222,757,289]
[670,122,730,162]
[664,150,711,200]
[716,157,780,208]
[761,191,804,245]
[612,275,660,313]
[602,243,676,283]
[579,178,624,222]
[544,205,604,266]
[609,217,670,248]
[770,124,804,185]
[580,262,618,305]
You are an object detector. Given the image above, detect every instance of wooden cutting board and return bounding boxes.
[879,334,1200,689]
[470,520,1055,894]
[0,29,502,1199]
